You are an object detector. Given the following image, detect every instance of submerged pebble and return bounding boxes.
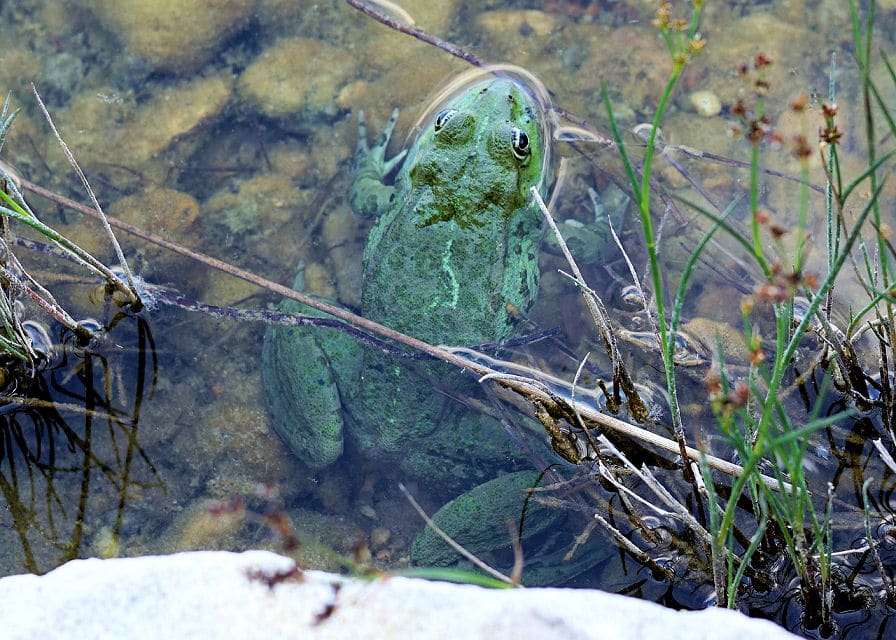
[689,90,722,117]
[87,0,254,74]
[238,38,355,128]
[370,527,391,550]
[476,10,555,38]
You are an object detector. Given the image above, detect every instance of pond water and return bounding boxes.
[1,1,895,638]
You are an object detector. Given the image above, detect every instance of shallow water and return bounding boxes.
[0,1,895,638]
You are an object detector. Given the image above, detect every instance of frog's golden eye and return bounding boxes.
[510,127,531,161]
[434,109,459,132]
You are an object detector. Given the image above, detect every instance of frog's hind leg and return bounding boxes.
[410,468,613,585]
[261,282,362,469]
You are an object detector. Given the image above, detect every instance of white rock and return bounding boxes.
[0,550,801,640]
[690,89,722,117]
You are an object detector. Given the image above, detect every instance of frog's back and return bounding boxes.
[361,197,542,346]
[360,75,548,345]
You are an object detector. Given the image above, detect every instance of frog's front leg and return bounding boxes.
[349,108,407,218]
[544,184,630,264]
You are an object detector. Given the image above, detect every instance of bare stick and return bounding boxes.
[344,0,485,67]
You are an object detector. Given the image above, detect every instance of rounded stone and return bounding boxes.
[689,90,722,117]
[237,38,355,128]
[87,0,254,74]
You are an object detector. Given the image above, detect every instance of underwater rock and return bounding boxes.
[471,10,555,70]
[689,90,722,117]
[54,75,232,184]
[103,187,207,292]
[583,25,670,112]
[237,38,355,130]
[120,75,233,166]
[369,526,391,550]
[201,172,318,288]
[0,44,44,93]
[113,188,201,240]
[343,56,464,134]
[87,0,254,74]
[476,10,556,39]
[265,142,314,182]
[0,550,803,639]
[167,499,248,553]
[709,13,823,110]
[205,174,301,235]
[383,0,458,32]
[90,526,121,560]
[355,0,459,75]
[301,262,339,301]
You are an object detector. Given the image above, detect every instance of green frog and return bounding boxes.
[263,71,592,575]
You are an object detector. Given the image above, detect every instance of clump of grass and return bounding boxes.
[598,0,896,630]
[602,0,705,463]
[0,90,142,374]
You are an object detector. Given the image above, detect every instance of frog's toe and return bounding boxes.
[355,109,369,156]
[376,107,400,151]
[370,108,404,172]
[355,108,405,178]
[380,147,407,176]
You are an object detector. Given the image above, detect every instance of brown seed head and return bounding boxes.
[754,53,773,69]
[790,92,809,112]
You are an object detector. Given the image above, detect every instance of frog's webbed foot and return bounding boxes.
[351,108,407,218]
[543,184,630,264]
[356,108,407,176]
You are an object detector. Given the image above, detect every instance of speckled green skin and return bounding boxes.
[410,470,560,566]
[262,77,618,576]
[263,77,548,491]
[409,470,613,584]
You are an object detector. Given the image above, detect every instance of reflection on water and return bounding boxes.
[0,317,158,575]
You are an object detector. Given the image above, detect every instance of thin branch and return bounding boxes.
[344,0,485,67]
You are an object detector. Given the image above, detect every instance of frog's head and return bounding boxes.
[406,76,548,231]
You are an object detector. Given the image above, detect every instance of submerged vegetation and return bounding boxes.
[0,90,156,575]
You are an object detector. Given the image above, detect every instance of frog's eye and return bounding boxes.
[434,109,459,132]
[510,127,531,161]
